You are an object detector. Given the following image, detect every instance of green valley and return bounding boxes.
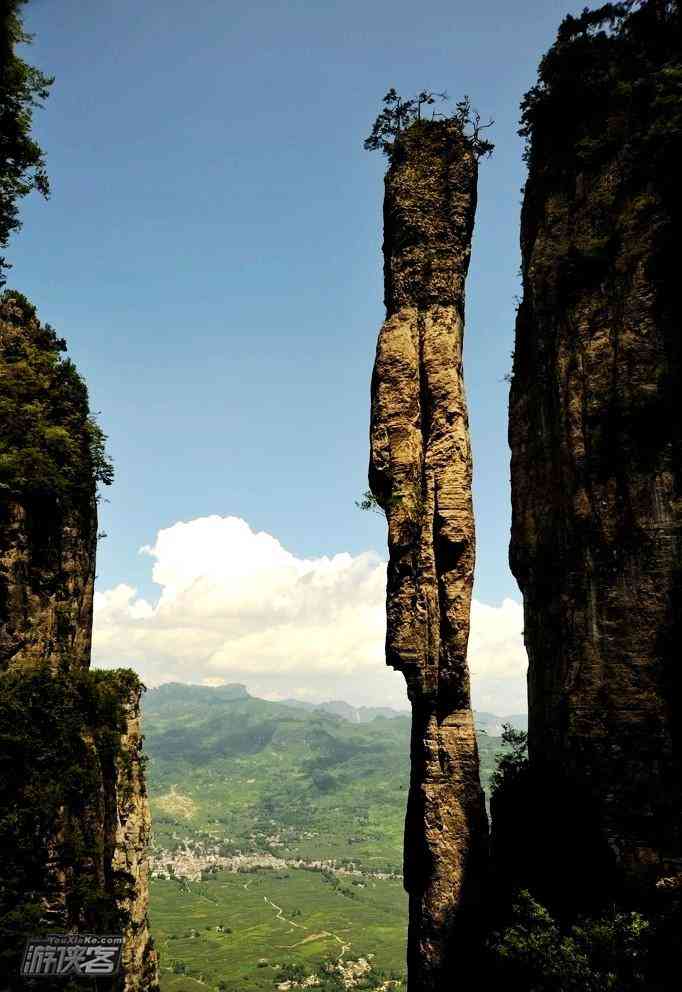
[142,683,518,989]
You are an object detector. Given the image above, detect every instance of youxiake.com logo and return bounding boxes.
[21,934,123,977]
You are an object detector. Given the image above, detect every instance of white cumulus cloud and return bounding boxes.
[92,515,527,714]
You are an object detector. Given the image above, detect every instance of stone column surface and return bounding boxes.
[368,119,488,991]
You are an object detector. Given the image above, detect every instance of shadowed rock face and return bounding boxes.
[113,686,160,992]
[0,494,97,672]
[509,1,682,904]
[6,672,160,992]
[369,120,488,990]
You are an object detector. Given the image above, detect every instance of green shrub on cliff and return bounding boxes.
[0,0,53,280]
[490,723,528,800]
[486,890,654,991]
[363,87,494,159]
[0,290,113,505]
[487,732,681,988]
[509,0,682,343]
[520,1,682,172]
[518,0,682,295]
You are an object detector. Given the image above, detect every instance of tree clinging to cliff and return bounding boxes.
[363,87,494,159]
[0,0,53,282]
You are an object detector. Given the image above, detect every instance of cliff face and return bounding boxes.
[0,293,98,672]
[112,685,160,992]
[0,667,159,991]
[0,494,97,671]
[509,0,682,904]
[0,293,158,990]
[369,120,488,990]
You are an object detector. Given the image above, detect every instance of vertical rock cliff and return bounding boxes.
[0,293,158,990]
[112,684,160,992]
[509,0,682,906]
[369,118,488,990]
[0,294,98,672]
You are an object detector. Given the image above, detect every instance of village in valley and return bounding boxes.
[149,840,401,886]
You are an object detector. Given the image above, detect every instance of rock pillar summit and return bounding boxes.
[368,119,488,990]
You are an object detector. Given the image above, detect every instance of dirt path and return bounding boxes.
[263,896,306,930]
[263,896,352,958]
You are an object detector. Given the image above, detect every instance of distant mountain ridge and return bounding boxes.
[277,697,409,723]
[146,681,526,733]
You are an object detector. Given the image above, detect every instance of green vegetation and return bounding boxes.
[486,890,653,991]
[485,888,682,992]
[520,1,682,174]
[516,0,682,303]
[0,664,145,988]
[150,868,407,992]
[490,722,528,802]
[363,88,494,159]
[0,290,113,506]
[486,724,681,989]
[354,489,385,515]
[0,0,53,280]
[355,489,430,546]
[144,684,410,871]
[143,685,515,990]
[143,684,506,870]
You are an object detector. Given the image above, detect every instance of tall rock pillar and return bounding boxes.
[508,0,682,906]
[369,119,488,990]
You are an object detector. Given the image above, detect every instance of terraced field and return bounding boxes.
[150,868,407,991]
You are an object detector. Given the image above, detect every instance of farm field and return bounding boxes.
[150,868,407,991]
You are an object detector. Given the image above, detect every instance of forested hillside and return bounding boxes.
[142,683,511,873]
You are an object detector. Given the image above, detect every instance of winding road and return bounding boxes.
[263,896,352,958]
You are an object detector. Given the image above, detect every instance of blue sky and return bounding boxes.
[7,0,600,709]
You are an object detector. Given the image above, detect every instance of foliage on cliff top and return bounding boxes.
[364,88,494,160]
[520,0,682,180]
[0,290,113,505]
[0,665,146,988]
[0,0,53,281]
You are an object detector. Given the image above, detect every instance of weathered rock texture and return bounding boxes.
[112,686,160,992]
[0,304,98,672]
[0,493,97,671]
[369,119,488,990]
[0,293,158,990]
[508,0,682,907]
